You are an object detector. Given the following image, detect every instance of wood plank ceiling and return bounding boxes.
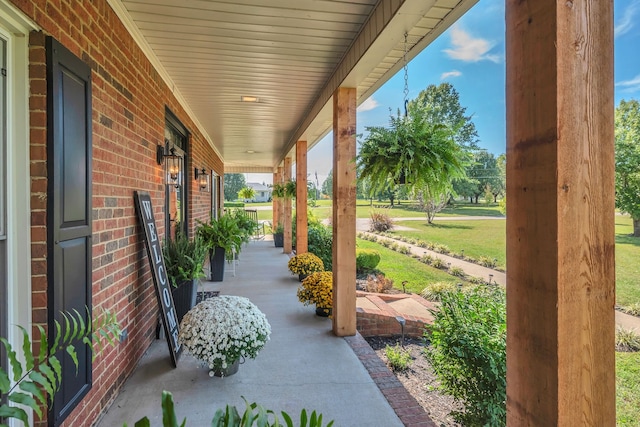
[109,0,477,172]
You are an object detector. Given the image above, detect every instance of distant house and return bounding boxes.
[246,182,272,202]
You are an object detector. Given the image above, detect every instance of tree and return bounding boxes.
[615,99,640,237]
[321,170,333,198]
[413,82,479,149]
[416,185,448,224]
[223,173,246,201]
[466,151,502,203]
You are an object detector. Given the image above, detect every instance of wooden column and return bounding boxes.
[272,169,280,229]
[296,140,308,254]
[506,1,615,425]
[283,157,293,254]
[332,87,356,337]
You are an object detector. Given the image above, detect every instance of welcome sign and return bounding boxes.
[134,191,181,367]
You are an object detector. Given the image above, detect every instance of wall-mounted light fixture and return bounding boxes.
[157,145,183,187]
[194,167,210,192]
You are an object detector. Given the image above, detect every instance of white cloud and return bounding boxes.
[443,26,501,63]
[357,97,379,112]
[615,1,640,38]
[616,74,640,93]
[440,70,462,80]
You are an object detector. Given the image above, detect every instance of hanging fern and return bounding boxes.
[0,308,121,424]
[357,102,468,195]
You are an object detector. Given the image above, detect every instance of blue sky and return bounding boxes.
[248,0,640,186]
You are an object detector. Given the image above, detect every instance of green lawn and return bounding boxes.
[615,217,640,307]
[356,238,462,293]
[393,219,507,268]
[616,351,640,426]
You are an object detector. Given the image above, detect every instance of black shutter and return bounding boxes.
[46,37,93,427]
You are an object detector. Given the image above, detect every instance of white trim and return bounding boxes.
[0,2,36,424]
[106,0,224,162]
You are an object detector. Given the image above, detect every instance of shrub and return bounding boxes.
[431,258,447,269]
[398,245,411,255]
[479,256,497,268]
[417,241,428,248]
[297,272,333,310]
[426,242,436,251]
[616,327,640,352]
[356,249,381,273]
[449,267,466,278]
[621,302,640,316]
[408,238,417,245]
[426,287,507,427]
[364,274,394,293]
[380,239,391,248]
[369,211,394,232]
[223,202,245,208]
[420,282,457,302]
[308,224,333,271]
[434,243,450,254]
[385,345,412,371]
[390,242,400,252]
[420,254,434,265]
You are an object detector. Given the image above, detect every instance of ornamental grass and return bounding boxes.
[287,252,324,275]
[297,271,333,310]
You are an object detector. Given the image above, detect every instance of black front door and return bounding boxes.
[46,37,93,426]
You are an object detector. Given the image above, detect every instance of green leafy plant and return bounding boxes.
[621,302,640,317]
[237,186,256,201]
[616,327,640,352]
[449,266,466,278]
[197,214,243,256]
[426,286,506,427]
[431,258,446,269]
[130,392,334,427]
[384,345,412,371]
[356,249,381,273]
[163,231,208,287]
[307,224,333,271]
[0,309,121,424]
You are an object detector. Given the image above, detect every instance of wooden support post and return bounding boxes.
[273,169,280,229]
[283,157,293,254]
[296,140,308,254]
[506,1,615,425]
[332,87,356,337]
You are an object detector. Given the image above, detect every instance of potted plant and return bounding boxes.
[297,271,333,317]
[163,231,207,323]
[197,214,243,281]
[287,252,324,281]
[273,222,284,247]
[179,295,271,377]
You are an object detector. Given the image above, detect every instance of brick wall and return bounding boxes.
[16,1,224,425]
[355,292,435,338]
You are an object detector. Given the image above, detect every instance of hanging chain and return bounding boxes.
[403,32,409,117]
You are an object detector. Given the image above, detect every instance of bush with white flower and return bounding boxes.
[179,295,271,375]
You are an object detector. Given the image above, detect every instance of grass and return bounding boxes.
[616,351,640,425]
[392,219,507,268]
[615,216,640,307]
[356,238,462,293]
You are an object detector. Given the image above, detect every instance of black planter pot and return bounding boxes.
[210,247,226,282]
[172,279,197,325]
[273,232,284,247]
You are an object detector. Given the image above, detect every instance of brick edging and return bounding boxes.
[344,333,437,427]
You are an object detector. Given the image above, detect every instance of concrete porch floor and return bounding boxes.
[96,240,403,426]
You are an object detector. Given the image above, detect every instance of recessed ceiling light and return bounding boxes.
[246,150,256,154]
[241,96,259,103]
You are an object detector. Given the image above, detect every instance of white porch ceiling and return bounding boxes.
[109,0,477,172]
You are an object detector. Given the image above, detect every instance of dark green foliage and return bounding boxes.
[197,214,243,256]
[163,232,207,287]
[356,249,381,273]
[425,287,506,427]
[308,224,332,271]
[384,345,412,371]
[129,392,334,427]
[0,309,120,424]
[224,202,246,208]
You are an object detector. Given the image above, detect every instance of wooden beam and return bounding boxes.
[296,141,308,254]
[332,87,356,337]
[506,1,615,425]
[272,170,280,229]
[283,157,293,254]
